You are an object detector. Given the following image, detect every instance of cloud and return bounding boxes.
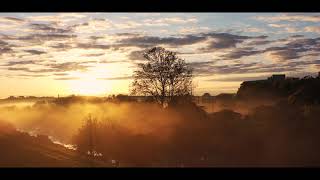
[29,23,73,33]
[220,47,264,60]
[24,50,46,55]
[0,22,76,44]
[7,62,91,73]
[7,67,57,73]
[266,49,300,62]
[53,73,69,76]
[2,17,25,22]
[114,21,142,29]
[1,60,37,66]
[189,61,217,76]
[265,38,320,61]
[262,37,320,62]
[143,17,198,26]
[304,26,320,33]
[3,73,48,79]
[0,40,9,46]
[205,75,270,82]
[0,16,26,27]
[7,67,31,71]
[81,60,98,64]
[116,33,141,37]
[15,74,47,78]
[0,40,14,55]
[189,61,214,67]
[2,27,276,67]
[99,60,127,64]
[117,32,267,51]
[246,27,266,33]
[97,76,133,80]
[89,36,105,40]
[190,58,320,77]
[199,33,267,51]
[268,23,300,33]
[286,37,320,48]
[83,53,105,57]
[1,13,318,82]
[49,43,72,50]
[54,77,81,80]
[203,33,249,50]
[13,33,77,44]
[119,34,206,47]
[255,14,320,22]
[178,27,210,35]
[290,35,304,38]
[76,43,112,50]
[268,23,287,28]
[218,36,320,62]
[71,18,113,33]
[46,62,91,72]
[287,60,320,67]
[26,13,86,26]
[246,40,273,46]
[211,63,260,74]
[0,47,12,55]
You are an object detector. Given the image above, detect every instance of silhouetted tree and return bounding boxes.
[131,47,193,107]
[74,114,98,156]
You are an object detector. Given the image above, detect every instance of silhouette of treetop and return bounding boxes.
[131,47,193,107]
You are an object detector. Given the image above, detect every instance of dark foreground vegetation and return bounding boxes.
[72,100,320,167]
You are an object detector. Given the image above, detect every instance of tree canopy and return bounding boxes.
[131,47,193,106]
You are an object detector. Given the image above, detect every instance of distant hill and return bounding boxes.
[288,76,320,105]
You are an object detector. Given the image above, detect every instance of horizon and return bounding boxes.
[1,71,319,99]
[1,13,320,98]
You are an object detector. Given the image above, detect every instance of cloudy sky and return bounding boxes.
[0,13,319,98]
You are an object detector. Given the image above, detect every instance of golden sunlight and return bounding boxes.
[67,78,110,96]
[65,71,111,96]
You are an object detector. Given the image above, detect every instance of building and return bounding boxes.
[268,74,286,81]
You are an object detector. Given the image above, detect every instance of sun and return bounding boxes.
[68,78,109,96]
[65,70,111,96]
[62,65,130,96]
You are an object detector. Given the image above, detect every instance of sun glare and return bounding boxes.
[65,71,111,96]
[68,78,109,96]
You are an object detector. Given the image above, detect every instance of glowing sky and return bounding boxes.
[0,13,319,98]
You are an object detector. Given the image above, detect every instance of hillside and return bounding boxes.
[0,121,110,167]
[236,75,320,105]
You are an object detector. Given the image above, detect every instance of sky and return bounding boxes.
[0,13,319,98]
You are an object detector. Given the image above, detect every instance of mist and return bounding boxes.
[1,95,320,166]
[0,100,183,144]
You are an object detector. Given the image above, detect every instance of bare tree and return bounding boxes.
[131,47,193,107]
